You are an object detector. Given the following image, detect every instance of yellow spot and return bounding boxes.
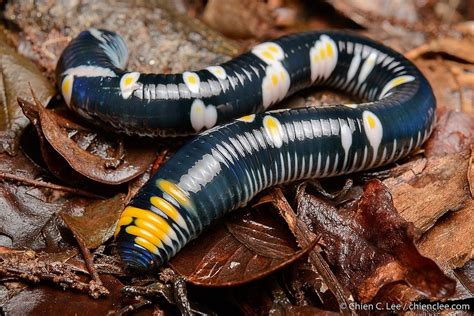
[271,74,278,86]
[326,42,333,57]
[268,46,278,53]
[237,114,255,122]
[392,77,407,86]
[263,115,283,147]
[114,216,133,237]
[367,115,376,129]
[135,236,159,255]
[216,68,222,74]
[280,71,285,79]
[267,117,277,129]
[124,76,133,86]
[150,196,180,222]
[265,116,279,134]
[135,219,169,243]
[262,51,274,60]
[157,179,190,207]
[187,75,197,85]
[62,77,71,93]
[126,225,162,248]
[122,206,170,234]
[320,48,326,59]
[312,54,319,62]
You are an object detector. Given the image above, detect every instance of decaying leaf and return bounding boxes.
[0,247,111,298]
[59,194,126,249]
[383,151,471,232]
[424,110,474,157]
[296,180,456,303]
[406,37,474,64]
[170,207,315,287]
[418,199,473,270]
[0,150,92,250]
[18,98,156,185]
[0,32,55,155]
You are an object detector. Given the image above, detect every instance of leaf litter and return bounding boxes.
[0,0,473,314]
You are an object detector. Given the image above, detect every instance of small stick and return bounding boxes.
[60,213,107,292]
[270,187,355,316]
[151,148,169,175]
[0,171,103,199]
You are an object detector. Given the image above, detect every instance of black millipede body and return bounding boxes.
[56,29,436,271]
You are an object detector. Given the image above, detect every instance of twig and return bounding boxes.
[151,148,169,174]
[0,171,104,199]
[174,277,193,316]
[270,187,355,316]
[60,213,108,294]
[112,298,153,316]
[0,250,108,298]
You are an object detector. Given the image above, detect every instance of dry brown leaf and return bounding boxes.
[203,0,276,39]
[424,110,474,157]
[296,180,455,303]
[406,37,474,63]
[417,199,474,270]
[383,151,471,232]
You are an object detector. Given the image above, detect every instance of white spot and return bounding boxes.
[309,35,338,82]
[204,105,218,129]
[206,66,227,80]
[178,154,221,193]
[362,111,383,166]
[120,72,140,99]
[340,123,353,166]
[63,65,117,77]
[61,74,74,106]
[263,115,284,148]
[380,75,415,99]
[358,51,377,84]
[346,53,361,83]
[251,42,284,64]
[190,99,217,132]
[237,114,256,123]
[88,28,106,43]
[261,62,290,109]
[183,71,201,94]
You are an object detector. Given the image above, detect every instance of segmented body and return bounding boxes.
[56,29,436,270]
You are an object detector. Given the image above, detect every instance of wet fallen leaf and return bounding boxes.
[19,98,156,185]
[424,111,474,157]
[0,32,55,155]
[59,194,126,249]
[0,150,92,249]
[170,207,314,287]
[383,151,471,232]
[297,180,455,302]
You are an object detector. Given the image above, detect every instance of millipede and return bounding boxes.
[56,28,436,271]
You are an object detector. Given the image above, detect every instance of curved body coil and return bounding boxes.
[57,29,436,271]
